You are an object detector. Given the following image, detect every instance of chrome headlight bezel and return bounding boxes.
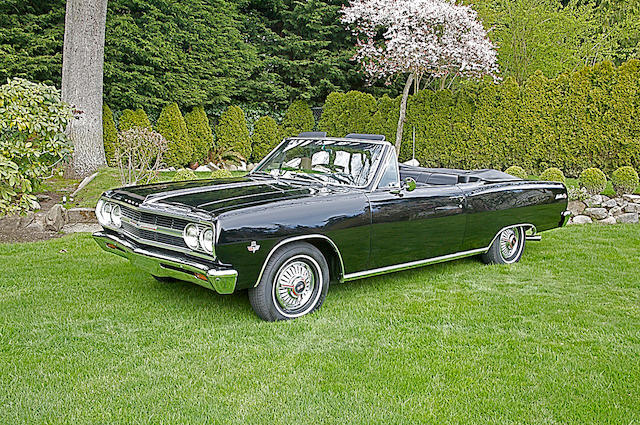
[183,223,200,250]
[199,228,214,254]
[110,204,122,228]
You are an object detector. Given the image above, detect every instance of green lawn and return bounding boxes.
[1,225,638,424]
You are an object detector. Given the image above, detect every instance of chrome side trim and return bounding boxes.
[526,235,542,242]
[253,234,346,287]
[341,247,488,281]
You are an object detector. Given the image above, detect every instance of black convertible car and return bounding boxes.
[93,133,570,321]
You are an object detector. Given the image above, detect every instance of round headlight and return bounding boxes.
[95,199,107,225]
[101,202,113,226]
[199,228,214,253]
[183,223,200,250]
[110,204,122,228]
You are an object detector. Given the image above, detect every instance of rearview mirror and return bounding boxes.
[404,177,416,192]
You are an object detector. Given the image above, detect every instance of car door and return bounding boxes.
[365,153,467,269]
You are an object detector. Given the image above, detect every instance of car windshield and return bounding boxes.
[251,138,386,187]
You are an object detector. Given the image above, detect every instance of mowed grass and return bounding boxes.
[0,225,639,424]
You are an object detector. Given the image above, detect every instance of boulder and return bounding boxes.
[610,206,624,217]
[585,195,603,208]
[624,203,640,213]
[246,163,255,172]
[18,212,35,228]
[25,221,45,232]
[568,200,586,216]
[237,161,247,172]
[602,198,617,208]
[67,208,96,223]
[584,207,608,220]
[614,197,626,206]
[622,194,640,204]
[570,215,592,225]
[598,216,617,225]
[195,165,211,172]
[225,164,238,172]
[44,204,68,232]
[616,212,639,224]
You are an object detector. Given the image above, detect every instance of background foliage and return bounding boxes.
[184,106,214,164]
[216,106,251,160]
[251,116,280,162]
[155,102,191,168]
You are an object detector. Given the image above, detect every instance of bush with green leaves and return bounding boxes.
[318,91,377,138]
[579,168,607,195]
[540,167,565,183]
[114,127,167,186]
[0,78,73,215]
[103,103,118,166]
[505,166,528,179]
[251,116,280,162]
[611,166,639,195]
[156,103,191,168]
[185,106,214,164]
[119,108,151,131]
[280,100,314,139]
[172,168,197,182]
[216,106,251,160]
[210,169,233,179]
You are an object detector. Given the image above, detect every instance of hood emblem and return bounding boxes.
[247,241,261,253]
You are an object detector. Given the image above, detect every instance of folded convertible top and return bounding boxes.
[399,164,522,184]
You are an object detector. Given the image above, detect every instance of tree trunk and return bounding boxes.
[394,72,414,157]
[61,0,108,177]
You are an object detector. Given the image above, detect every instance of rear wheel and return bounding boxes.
[481,226,526,264]
[248,242,329,321]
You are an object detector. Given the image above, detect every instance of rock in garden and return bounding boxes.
[614,197,626,206]
[44,204,68,232]
[568,200,586,216]
[36,193,51,202]
[622,194,640,204]
[602,198,617,208]
[195,165,211,172]
[610,206,624,216]
[25,221,45,232]
[584,207,608,220]
[570,215,592,225]
[598,216,617,225]
[18,212,35,228]
[585,195,603,208]
[238,161,247,172]
[67,208,96,223]
[624,203,640,213]
[616,212,639,224]
[246,163,255,172]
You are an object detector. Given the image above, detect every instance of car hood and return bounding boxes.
[107,176,326,216]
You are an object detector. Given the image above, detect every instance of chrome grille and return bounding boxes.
[121,221,188,249]
[121,206,190,231]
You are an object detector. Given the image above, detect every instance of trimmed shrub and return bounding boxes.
[369,94,399,143]
[251,116,280,162]
[185,106,214,164]
[611,166,639,195]
[172,168,197,181]
[280,100,314,139]
[579,168,607,195]
[210,169,233,179]
[119,108,151,131]
[115,128,167,186]
[156,103,191,168]
[505,166,528,179]
[103,103,118,166]
[540,167,565,183]
[0,78,73,215]
[318,91,377,138]
[216,106,251,160]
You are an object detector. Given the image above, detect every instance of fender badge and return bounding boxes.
[247,241,261,253]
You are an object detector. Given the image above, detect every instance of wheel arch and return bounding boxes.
[487,223,536,249]
[254,234,345,287]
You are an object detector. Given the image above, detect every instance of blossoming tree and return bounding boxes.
[341,0,499,154]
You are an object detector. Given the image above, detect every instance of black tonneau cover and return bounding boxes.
[399,164,522,185]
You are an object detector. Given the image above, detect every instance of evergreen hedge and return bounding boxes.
[280,100,314,139]
[251,116,280,162]
[103,104,118,166]
[216,106,251,160]
[156,103,191,167]
[319,60,640,175]
[119,108,151,131]
[185,106,214,164]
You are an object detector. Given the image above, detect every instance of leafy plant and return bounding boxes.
[579,168,607,195]
[540,167,565,183]
[207,145,245,169]
[611,166,639,195]
[568,186,589,201]
[172,168,197,182]
[156,102,191,168]
[0,78,73,215]
[251,116,280,162]
[505,166,528,179]
[103,103,118,166]
[184,106,214,165]
[119,108,151,131]
[210,169,233,179]
[216,106,251,159]
[279,100,314,139]
[114,127,167,186]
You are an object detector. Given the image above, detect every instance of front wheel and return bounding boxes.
[248,242,329,321]
[481,226,526,264]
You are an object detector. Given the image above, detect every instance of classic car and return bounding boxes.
[93,133,570,321]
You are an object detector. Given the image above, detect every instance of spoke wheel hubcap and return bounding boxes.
[274,259,316,312]
[499,228,520,259]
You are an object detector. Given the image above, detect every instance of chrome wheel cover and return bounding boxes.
[499,228,520,260]
[273,257,318,314]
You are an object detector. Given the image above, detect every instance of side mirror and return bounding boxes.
[404,177,416,192]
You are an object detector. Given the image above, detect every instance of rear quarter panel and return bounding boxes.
[461,181,568,251]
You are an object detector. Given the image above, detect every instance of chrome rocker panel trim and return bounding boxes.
[93,231,237,294]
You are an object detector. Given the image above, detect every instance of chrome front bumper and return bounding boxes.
[92,231,237,294]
